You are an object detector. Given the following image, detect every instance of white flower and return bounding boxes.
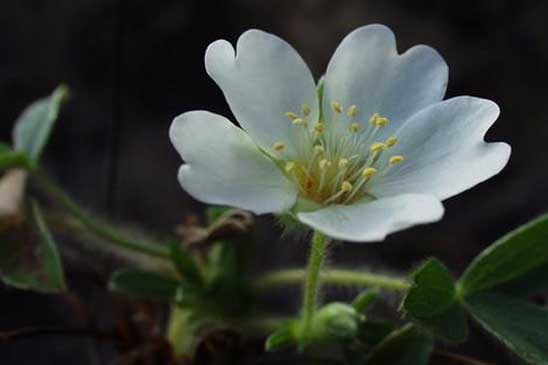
[169,24,510,242]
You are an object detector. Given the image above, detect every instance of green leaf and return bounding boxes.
[352,288,379,313]
[402,259,468,342]
[110,269,180,300]
[459,213,548,296]
[464,292,548,365]
[13,85,69,162]
[169,242,203,287]
[498,264,548,298]
[0,150,30,170]
[357,321,397,348]
[366,324,433,365]
[265,322,297,352]
[0,200,66,293]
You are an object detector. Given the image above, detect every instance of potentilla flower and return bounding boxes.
[170,24,510,242]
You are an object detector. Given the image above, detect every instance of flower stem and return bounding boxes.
[255,268,410,292]
[33,170,170,259]
[300,230,328,346]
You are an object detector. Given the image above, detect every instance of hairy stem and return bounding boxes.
[33,170,170,259]
[255,268,410,292]
[300,230,328,346]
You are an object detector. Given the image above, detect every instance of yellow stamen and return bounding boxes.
[285,161,295,172]
[292,118,306,126]
[272,142,285,151]
[285,112,298,121]
[314,122,325,134]
[341,181,353,192]
[313,145,325,155]
[385,136,398,147]
[338,158,349,169]
[302,104,311,116]
[370,142,387,153]
[349,122,361,133]
[347,105,358,118]
[362,167,377,178]
[330,101,343,114]
[375,116,389,127]
[389,155,405,165]
[369,113,380,125]
[319,159,331,169]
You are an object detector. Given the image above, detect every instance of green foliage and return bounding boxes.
[265,322,297,352]
[13,85,69,163]
[110,269,180,300]
[169,241,203,287]
[459,212,548,295]
[352,288,379,313]
[464,293,548,365]
[0,148,30,170]
[365,324,433,365]
[402,259,468,342]
[0,200,66,293]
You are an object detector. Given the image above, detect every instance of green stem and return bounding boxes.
[300,230,328,345]
[166,306,194,357]
[255,268,410,292]
[33,170,169,259]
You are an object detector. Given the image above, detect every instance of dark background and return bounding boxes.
[0,0,546,364]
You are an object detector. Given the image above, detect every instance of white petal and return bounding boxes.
[370,96,511,200]
[323,24,448,139]
[169,111,297,214]
[297,194,444,242]
[205,29,318,157]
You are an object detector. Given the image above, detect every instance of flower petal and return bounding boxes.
[297,194,444,242]
[169,111,298,214]
[323,24,448,139]
[369,96,511,200]
[205,30,318,157]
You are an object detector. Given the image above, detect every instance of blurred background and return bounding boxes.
[0,0,546,364]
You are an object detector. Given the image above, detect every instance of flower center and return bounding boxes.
[271,102,405,206]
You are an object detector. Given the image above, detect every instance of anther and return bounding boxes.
[347,105,358,118]
[292,118,306,126]
[338,158,349,169]
[369,113,380,125]
[285,161,295,172]
[362,167,377,178]
[272,142,285,151]
[341,181,353,192]
[285,112,298,121]
[375,116,389,127]
[385,136,398,147]
[370,142,387,153]
[319,159,331,169]
[389,155,405,165]
[314,122,325,134]
[330,101,343,114]
[302,104,311,117]
[349,122,361,133]
[313,145,325,155]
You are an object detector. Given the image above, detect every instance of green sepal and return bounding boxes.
[265,321,298,352]
[109,269,180,300]
[169,241,203,287]
[352,288,379,313]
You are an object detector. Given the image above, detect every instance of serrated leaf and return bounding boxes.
[0,200,66,293]
[464,292,548,365]
[366,324,433,365]
[402,259,468,342]
[13,85,69,162]
[110,269,180,300]
[459,213,548,296]
[169,242,203,287]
